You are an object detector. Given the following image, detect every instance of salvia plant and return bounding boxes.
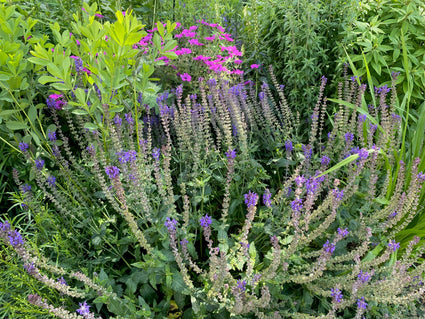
[2,29,425,317]
[2,2,425,319]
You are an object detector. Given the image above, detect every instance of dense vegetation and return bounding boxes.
[1,0,425,318]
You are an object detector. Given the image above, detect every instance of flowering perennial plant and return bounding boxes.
[3,46,425,318]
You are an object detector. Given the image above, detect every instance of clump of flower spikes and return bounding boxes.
[10,65,425,317]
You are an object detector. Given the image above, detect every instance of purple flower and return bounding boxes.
[180,238,188,246]
[76,301,91,316]
[24,263,35,274]
[35,158,44,170]
[250,64,260,69]
[358,114,367,122]
[113,115,122,126]
[279,84,285,90]
[22,184,31,193]
[388,211,397,219]
[358,270,371,283]
[75,57,83,72]
[331,287,343,303]
[46,97,56,109]
[225,148,236,160]
[199,214,212,228]
[207,78,217,86]
[357,296,367,309]
[47,130,57,142]
[58,276,67,285]
[164,217,178,231]
[290,198,303,212]
[237,279,247,291]
[302,144,312,160]
[358,148,369,161]
[244,191,259,208]
[152,148,161,161]
[417,172,425,181]
[295,175,305,187]
[344,132,354,143]
[117,150,137,163]
[333,189,344,200]
[105,166,120,179]
[124,113,134,125]
[137,92,143,104]
[263,189,272,208]
[285,140,293,153]
[19,142,29,152]
[258,92,265,100]
[306,177,319,194]
[323,240,335,254]
[321,155,330,166]
[388,240,400,252]
[47,176,56,187]
[337,227,349,237]
[8,230,24,246]
[0,221,11,232]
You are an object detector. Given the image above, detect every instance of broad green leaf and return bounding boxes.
[38,75,62,84]
[6,121,29,130]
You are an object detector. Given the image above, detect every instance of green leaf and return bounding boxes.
[71,109,89,115]
[47,63,63,80]
[84,123,98,131]
[153,33,161,51]
[157,21,165,38]
[6,121,29,130]
[38,76,62,84]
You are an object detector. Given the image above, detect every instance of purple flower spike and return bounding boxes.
[58,276,67,285]
[47,176,56,187]
[19,142,29,152]
[8,230,24,246]
[337,227,349,238]
[331,287,343,303]
[0,221,11,232]
[321,155,330,166]
[344,132,354,143]
[285,140,293,152]
[323,239,335,254]
[35,158,44,170]
[358,270,371,283]
[76,301,91,316]
[152,148,161,161]
[244,191,259,208]
[199,214,212,228]
[105,166,120,179]
[22,184,31,193]
[165,217,178,231]
[225,148,236,160]
[263,189,272,208]
[357,296,367,310]
[295,175,305,187]
[47,130,57,142]
[237,279,247,291]
[24,263,36,274]
[290,198,303,212]
[388,240,400,252]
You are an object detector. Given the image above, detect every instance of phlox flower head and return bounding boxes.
[250,64,260,69]
[180,73,192,82]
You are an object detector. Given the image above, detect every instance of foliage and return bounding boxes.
[343,0,425,110]
[247,0,359,125]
